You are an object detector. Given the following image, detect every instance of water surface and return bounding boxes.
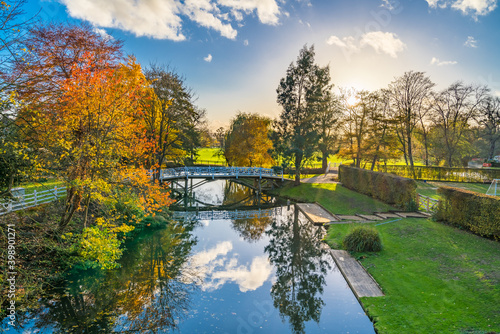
[3,180,375,333]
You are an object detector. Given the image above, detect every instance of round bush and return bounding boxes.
[342,226,382,252]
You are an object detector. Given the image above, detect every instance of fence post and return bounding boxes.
[34,190,37,206]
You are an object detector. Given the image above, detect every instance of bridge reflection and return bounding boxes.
[172,207,284,221]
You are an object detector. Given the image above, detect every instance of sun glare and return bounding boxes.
[346,95,359,107]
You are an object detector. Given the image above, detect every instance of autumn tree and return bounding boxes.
[430,82,488,167]
[388,71,434,176]
[224,112,274,167]
[0,0,33,91]
[15,24,172,236]
[143,64,205,174]
[274,45,332,185]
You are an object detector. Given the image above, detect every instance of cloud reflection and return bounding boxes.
[187,241,272,292]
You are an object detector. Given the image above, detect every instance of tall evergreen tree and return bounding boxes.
[274,45,332,185]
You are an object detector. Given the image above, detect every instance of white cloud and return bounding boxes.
[451,0,497,16]
[326,35,360,53]
[243,39,249,46]
[430,57,458,66]
[425,0,497,17]
[183,0,237,39]
[359,31,406,58]
[204,53,213,62]
[380,0,396,10]
[93,27,113,40]
[58,0,283,40]
[217,0,281,25]
[326,31,406,58]
[464,36,478,47]
[60,0,186,40]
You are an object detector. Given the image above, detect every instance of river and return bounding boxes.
[2,180,375,333]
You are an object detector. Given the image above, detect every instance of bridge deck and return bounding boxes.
[158,167,284,180]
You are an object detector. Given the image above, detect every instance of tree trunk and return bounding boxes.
[321,150,328,173]
[57,188,82,234]
[488,139,497,160]
[294,155,302,186]
[407,135,416,179]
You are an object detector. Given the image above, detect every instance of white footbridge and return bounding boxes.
[156,167,284,181]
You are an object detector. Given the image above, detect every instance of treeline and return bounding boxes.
[219,45,500,184]
[0,5,206,268]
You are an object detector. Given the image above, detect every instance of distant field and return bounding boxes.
[16,178,65,195]
[417,181,491,199]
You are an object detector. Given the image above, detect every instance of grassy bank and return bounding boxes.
[275,182,500,333]
[275,183,394,215]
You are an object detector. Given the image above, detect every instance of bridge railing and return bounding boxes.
[157,167,283,180]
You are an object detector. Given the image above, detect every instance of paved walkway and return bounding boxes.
[328,248,384,298]
[301,170,338,184]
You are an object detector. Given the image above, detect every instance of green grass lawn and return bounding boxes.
[17,179,65,195]
[275,183,394,215]
[325,219,500,334]
[417,181,491,199]
[195,148,226,163]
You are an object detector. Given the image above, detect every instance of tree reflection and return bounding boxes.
[265,206,331,334]
[23,221,198,333]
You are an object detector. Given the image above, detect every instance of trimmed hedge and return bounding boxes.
[374,164,500,182]
[339,165,417,209]
[435,186,500,240]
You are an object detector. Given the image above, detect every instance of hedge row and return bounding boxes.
[435,186,500,240]
[339,165,417,210]
[374,165,500,182]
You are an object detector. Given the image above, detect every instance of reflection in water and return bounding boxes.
[14,221,198,333]
[4,180,375,334]
[265,206,331,334]
[187,241,273,292]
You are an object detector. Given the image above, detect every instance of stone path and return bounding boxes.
[296,203,338,224]
[296,203,430,226]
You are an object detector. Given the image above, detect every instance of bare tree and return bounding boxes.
[430,82,489,167]
[388,71,434,176]
[475,95,500,160]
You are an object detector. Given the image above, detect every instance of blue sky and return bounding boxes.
[26,0,500,128]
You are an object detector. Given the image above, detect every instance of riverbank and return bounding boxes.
[0,198,169,319]
[274,182,500,333]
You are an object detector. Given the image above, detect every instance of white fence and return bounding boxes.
[156,167,284,180]
[0,186,66,216]
[417,194,439,213]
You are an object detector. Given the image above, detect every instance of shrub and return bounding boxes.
[435,186,500,240]
[339,165,417,209]
[342,226,382,252]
